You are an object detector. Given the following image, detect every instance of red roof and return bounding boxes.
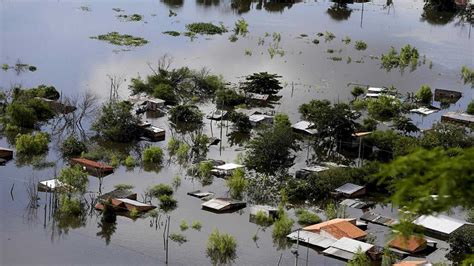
[303,219,366,240]
[389,235,427,253]
[71,158,114,171]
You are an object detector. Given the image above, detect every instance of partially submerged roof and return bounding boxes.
[442,112,474,124]
[301,165,329,173]
[287,230,336,249]
[99,189,137,200]
[393,260,429,266]
[291,121,317,135]
[147,125,165,133]
[340,199,368,209]
[214,163,244,171]
[367,87,387,93]
[247,92,270,101]
[389,235,427,253]
[249,114,273,123]
[303,219,366,240]
[201,198,246,212]
[117,198,153,207]
[249,205,278,216]
[410,107,438,115]
[303,218,355,233]
[71,158,114,171]
[330,237,373,253]
[413,215,467,235]
[39,179,65,189]
[187,190,214,199]
[335,183,365,195]
[360,211,398,227]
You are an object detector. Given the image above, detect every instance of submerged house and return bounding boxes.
[139,122,166,141]
[334,183,366,198]
[211,163,244,177]
[207,109,228,120]
[291,120,317,135]
[201,198,246,213]
[187,190,215,199]
[70,158,114,176]
[389,235,427,255]
[364,86,389,99]
[322,237,375,261]
[360,211,398,227]
[434,89,462,103]
[0,147,13,160]
[249,205,279,221]
[441,112,474,127]
[96,189,155,213]
[413,215,471,240]
[38,179,68,192]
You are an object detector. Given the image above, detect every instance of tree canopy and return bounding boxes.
[92,101,140,142]
[241,72,282,95]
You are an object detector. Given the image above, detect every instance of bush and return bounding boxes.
[467,101,474,115]
[60,135,87,158]
[6,99,54,128]
[367,96,401,121]
[180,220,189,231]
[59,195,82,216]
[295,209,321,226]
[354,41,367,51]
[226,168,247,200]
[143,146,164,164]
[15,132,49,155]
[123,155,136,168]
[272,208,294,249]
[215,88,246,108]
[92,101,141,142]
[57,165,89,194]
[158,194,177,212]
[148,184,173,198]
[186,22,227,35]
[192,221,202,231]
[229,112,252,133]
[114,184,134,190]
[153,83,178,105]
[169,233,187,245]
[169,105,203,124]
[206,229,237,266]
[415,84,432,104]
[351,86,365,98]
[254,210,274,227]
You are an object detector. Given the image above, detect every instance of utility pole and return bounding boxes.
[294,229,300,266]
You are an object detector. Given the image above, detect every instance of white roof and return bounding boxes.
[365,93,381,98]
[149,126,165,133]
[323,247,355,260]
[249,114,273,123]
[250,205,278,215]
[247,92,270,101]
[335,183,365,195]
[214,163,244,171]
[367,87,387,92]
[443,112,474,123]
[39,179,65,189]
[202,198,231,210]
[292,121,318,135]
[413,215,467,235]
[410,107,438,115]
[147,98,165,104]
[302,165,329,172]
[287,230,336,249]
[117,198,152,207]
[330,237,373,253]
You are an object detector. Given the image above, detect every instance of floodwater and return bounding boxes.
[0,0,473,265]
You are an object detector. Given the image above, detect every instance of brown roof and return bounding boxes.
[393,261,428,266]
[389,235,427,253]
[71,158,114,171]
[321,221,367,240]
[303,218,353,233]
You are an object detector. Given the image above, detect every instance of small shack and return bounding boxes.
[70,158,114,176]
[441,112,474,127]
[145,98,165,111]
[291,121,317,135]
[211,163,244,177]
[389,235,427,254]
[0,147,13,160]
[287,230,336,249]
[322,237,375,261]
[434,89,462,103]
[201,198,246,213]
[187,190,215,199]
[207,109,228,120]
[410,107,439,115]
[142,125,166,141]
[95,198,156,213]
[364,87,389,99]
[249,205,279,221]
[413,215,470,240]
[99,189,137,201]
[334,183,366,198]
[37,179,67,192]
[295,165,329,179]
[249,114,273,126]
[340,199,370,209]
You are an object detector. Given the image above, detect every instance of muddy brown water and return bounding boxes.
[1,0,472,265]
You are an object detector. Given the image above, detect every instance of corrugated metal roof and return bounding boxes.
[287,230,336,249]
[302,165,329,172]
[335,183,364,195]
[117,198,153,207]
[215,163,244,171]
[291,121,318,135]
[442,112,474,122]
[331,237,373,253]
[322,247,355,260]
[39,179,64,189]
[413,215,467,235]
[249,205,278,216]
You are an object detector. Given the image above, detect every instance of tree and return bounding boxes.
[153,83,178,105]
[446,226,474,264]
[215,88,246,108]
[15,132,49,155]
[420,123,474,150]
[143,146,164,164]
[415,84,433,104]
[244,114,299,176]
[367,96,401,121]
[206,229,237,266]
[272,206,294,250]
[467,101,474,115]
[92,101,140,142]
[148,184,173,198]
[347,247,370,266]
[57,165,89,194]
[351,86,365,99]
[392,116,419,134]
[241,72,282,95]
[60,135,87,157]
[226,168,247,199]
[169,104,203,124]
[376,147,474,215]
[229,112,252,133]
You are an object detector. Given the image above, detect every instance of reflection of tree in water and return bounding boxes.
[230,0,302,14]
[96,202,117,245]
[161,0,184,8]
[327,3,352,21]
[52,204,88,238]
[197,0,221,7]
[421,0,469,25]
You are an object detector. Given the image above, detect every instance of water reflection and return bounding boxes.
[96,203,117,245]
[197,0,221,7]
[230,0,303,14]
[161,0,184,8]
[421,0,471,25]
[327,4,352,21]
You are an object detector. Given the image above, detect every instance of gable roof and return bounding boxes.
[330,237,373,253]
[335,183,364,195]
[303,218,353,232]
[389,235,427,253]
[413,215,467,235]
[322,221,367,240]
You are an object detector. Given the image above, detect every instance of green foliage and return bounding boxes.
[229,112,252,133]
[376,147,474,214]
[226,168,247,199]
[254,211,274,227]
[176,143,191,164]
[167,137,181,157]
[381,247,397,266]
[186,22,227,35]
[351,98,368,111]
[114,184,134,190]
[420,123,474,150]
[381,45,419,71]
[342,36,351,44]
[180,220,189,231]
[467,101,474,115]
[461,65,474,85]
[123,155,136,168]
[92,101,140,142]
[110,154,120,168]
[13,85,60,100]
[57,165,89,194]
[233,18,248,36]
[143,146,164,164]
[361,117,378,132]
[60,135,87,158]
[446,226,474,264]
[191,221,202,231]
[148,184,173,198]
[354,41,367,51]
[58,195,83,216]
[153,83,178,105]
[242,72,282,95]
[272,208,294,250]
[367,96,401,121]
[6,98,54,128]
[324,31,335,42]
[392,116,419,133]
[169,233,188,245]
[415,84,433,104]
[295,209,321,226]
[158,194,177,212]
[15,132,49,155]
[324,202,347,220]
[347,247,370,266]
[169,105,203,124]
[197,160,214,185]
[163,31,180,36]
[172,175,182,190]
[366,130,419,160]
[244,115,299,176]
[117,13,143,22]
[90,32,148,46]
[351,86,365,99]
[206,229,237,266]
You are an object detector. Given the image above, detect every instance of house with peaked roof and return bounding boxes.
[389,235,427,254]
[303,218,367,241]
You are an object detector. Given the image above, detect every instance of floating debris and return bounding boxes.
[117,14,143,22]
[163,31,180,36]
[354,41,367,51]
[90,32,148,46]
[186,22,227,35]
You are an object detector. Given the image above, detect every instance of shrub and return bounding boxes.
[169,105,203,124]
[226,168,247,199]
[180,220,189,231]
[172,175,182,190]
[415,84,432,104]
[467,101,474,115]
[354,41,367,51]
[114,184,134,190]
[186,22,227,35]
[351,86,365,99]
[123,155,136,168]
[153,83,178,105]
[92,101,141,142]
[129,208,139,218]
[233,18,248,36]
[272,208,294,249]
[229,112,252,133]
[149,184,173,198]
[60,135,87,158]
[15,132,49,155]
[158,194,177,212]
[163,31,180,36]
[192,221,202,231]
[90,32,148,46]
[169,233,187,245]
[295,209,321,226]
[167,137,182,157]
[59,195,82,215]
[57,165,89,194]
[206,229,237,265]
[143,146,164,164]
[367,96,401,121]
[254,210,274,227]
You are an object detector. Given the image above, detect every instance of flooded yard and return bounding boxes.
[1,0,472,265]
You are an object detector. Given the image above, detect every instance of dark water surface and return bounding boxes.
[1,0,473,265]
